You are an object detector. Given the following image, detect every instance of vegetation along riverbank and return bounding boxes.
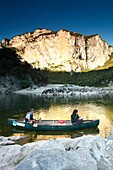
[0,47,113,94]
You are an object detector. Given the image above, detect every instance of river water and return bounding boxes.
[0,93,113,142]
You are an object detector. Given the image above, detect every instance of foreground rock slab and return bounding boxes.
[0,135,113,170]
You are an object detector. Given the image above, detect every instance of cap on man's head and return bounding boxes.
[30,108,34,111]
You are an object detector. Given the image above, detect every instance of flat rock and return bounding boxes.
[0,135,113,170]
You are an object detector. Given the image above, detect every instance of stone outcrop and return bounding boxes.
[0,38,9,48]
[0,135,113,170]
[0,136,29,146]
[0,76,21,94]
[41,84,109,97]
[14,84,113,98]
[8,28,113,72]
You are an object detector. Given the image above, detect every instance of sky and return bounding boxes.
[0,0,113,45]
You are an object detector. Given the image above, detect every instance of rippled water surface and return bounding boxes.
[0,93,113,142]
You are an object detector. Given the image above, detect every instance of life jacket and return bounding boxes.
[25,112,33,122]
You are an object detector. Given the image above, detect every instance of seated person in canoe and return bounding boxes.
[71,109,83,124]
[24,108,36,124]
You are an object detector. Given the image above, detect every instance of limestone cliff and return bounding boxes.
[8,28,113,72]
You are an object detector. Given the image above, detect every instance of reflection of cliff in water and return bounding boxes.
[1,93,113,113]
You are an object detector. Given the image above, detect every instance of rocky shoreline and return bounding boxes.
[0,135,113,170]
[1,84,113,169]
[14,84,113,98]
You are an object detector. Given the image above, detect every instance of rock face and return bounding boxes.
[0,135,113,170]
[14,84,113,98]
[8,29,113,72]
[0,76,21,94]
[41,84,113,97]
[0,38,9,48]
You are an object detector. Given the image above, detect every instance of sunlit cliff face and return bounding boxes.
[34,103,113,138]
[9,29,113,72]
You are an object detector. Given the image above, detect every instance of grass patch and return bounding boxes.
[96,53,113,70]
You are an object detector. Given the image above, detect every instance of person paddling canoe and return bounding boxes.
[24,108,36,124]
[71,109,82,124]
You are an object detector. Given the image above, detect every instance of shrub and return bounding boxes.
[20,79,33,88]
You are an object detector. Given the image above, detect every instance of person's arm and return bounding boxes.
[71,114,74,120]
[26,112,31,121]
[77,114,80,119]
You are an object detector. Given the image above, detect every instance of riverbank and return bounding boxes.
[0,135,113,170]
[14,84,63,95]
[14,84,113,97]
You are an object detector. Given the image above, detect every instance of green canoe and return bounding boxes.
[7,118,99,131]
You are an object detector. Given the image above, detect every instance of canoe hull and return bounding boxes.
[7,119,99,131]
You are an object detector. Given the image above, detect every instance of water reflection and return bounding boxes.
[33,103,113,138]
[0,93,113,141]
[11,128,99,143]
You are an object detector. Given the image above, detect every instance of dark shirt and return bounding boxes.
[71,113,79,123]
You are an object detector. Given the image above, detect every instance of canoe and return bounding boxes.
[7,118,99,131]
